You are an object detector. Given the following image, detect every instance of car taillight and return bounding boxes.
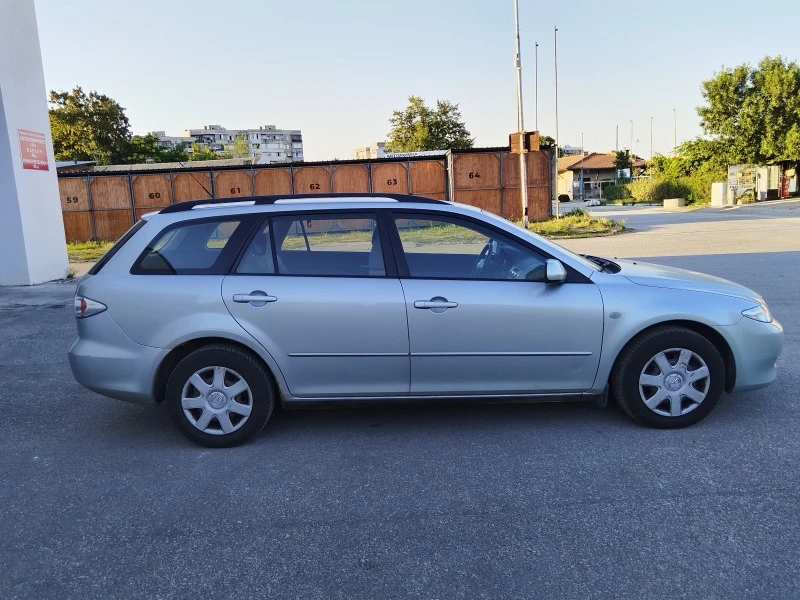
[74,295,107,319]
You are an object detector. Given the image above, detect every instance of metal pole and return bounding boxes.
[630,120,633,159]
[514,0,529,226]
[553,25,560,218]
[650,116,654,160]
[580,132,584,202]
[534,42,539,131]
[616,125,619,152]
[673,108,677,150]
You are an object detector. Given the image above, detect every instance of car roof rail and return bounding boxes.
[159,192,449,214]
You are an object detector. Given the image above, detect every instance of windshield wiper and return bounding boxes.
[580,254,620,274]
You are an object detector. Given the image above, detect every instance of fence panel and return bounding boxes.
[293,166,331,194]
[371,162,408,194]
[93,209,133,241]
[332,164,370,193]
[62,212,92,243]
[90,176,130,210]
[501,151,550,222]
[132,174,171,211]
[452,153,502,214]
[59,177,90,212]
[172,172,212,202]
[254,167,292,195]
[409,159,447,199]
[214,169,253,198]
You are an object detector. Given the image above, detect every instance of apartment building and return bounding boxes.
[352,142,386,160]
[154,124,304,163]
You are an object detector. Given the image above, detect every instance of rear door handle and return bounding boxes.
[414,297,458,312]
[233,291,278,306]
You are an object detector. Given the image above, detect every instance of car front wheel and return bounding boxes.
[612,326,725,428]
[166,345,275,447]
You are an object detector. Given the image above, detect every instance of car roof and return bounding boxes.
[158,193,448,215]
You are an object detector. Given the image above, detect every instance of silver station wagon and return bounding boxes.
[69,194,784,447]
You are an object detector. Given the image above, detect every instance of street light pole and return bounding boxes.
[673,108,677,150]
[534,42,539,131]
[630,119,633,159]
[650,116,654,160]
[580,132,584,202]
[513,0,529,227]
[553,25,560,218]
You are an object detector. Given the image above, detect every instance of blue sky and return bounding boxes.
[36,0,798,161]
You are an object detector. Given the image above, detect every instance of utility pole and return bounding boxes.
[673,108,677,150]
[615,125,619,152]
[650,116,654,160]
[513,0,529,226]
[553,25,560,217]
[580,132,584,202]
[534,42,539,131]
[629,120,633,159]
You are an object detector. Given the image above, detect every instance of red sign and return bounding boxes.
[18,129,49,171]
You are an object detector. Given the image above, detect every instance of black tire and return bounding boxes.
[612,326,725,428]
[166,344,275,447]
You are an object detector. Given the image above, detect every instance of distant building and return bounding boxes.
[149,130,194,152]
[557,152,647,200]
[352,142,386,160]
[560,145,583,156]
[154,124,303,164]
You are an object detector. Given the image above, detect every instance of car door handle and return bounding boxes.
[414,297,458,311]
[233,292,278,305]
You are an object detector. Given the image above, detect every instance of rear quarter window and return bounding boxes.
[131,217,253,275]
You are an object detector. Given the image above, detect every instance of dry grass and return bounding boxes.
[527,209,625,238]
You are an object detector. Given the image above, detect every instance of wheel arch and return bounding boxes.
[609,320,736,393]
[153,336,287,404]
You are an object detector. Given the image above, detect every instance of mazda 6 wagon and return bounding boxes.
[69,194,784,447]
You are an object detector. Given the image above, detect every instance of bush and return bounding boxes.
[558,194,570,203]
[601,184,631,201]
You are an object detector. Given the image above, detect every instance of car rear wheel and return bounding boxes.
[166,345,275,447]
[612,326,725,428]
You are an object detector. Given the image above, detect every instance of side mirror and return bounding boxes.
[546,259,567,283]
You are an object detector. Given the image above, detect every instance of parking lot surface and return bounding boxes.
[1,204,798,599]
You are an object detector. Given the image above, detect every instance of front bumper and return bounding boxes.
[718,316,784,393]
[68,311,167,404]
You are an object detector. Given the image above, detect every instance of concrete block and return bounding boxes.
[663,198,686,208]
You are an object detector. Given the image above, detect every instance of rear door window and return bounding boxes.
[271,213,385,277]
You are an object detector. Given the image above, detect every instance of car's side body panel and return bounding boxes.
[222,275,411,397]
[400,278,604,394]
[588,271,779,393]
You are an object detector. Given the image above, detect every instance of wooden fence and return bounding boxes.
[58,149,553,242]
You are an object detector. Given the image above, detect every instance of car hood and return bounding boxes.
[614,259,761,301]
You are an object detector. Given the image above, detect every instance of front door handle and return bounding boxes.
[233,291,278,307]
[414,297,458,313]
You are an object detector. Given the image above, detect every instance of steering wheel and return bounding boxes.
[469,240,494,278]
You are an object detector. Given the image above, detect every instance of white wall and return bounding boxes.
[0,0,68,285]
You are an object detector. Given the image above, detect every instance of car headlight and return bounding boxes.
[742,299,773,323]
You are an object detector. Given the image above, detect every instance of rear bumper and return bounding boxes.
[68,312,166,404]
[718,317,784,393]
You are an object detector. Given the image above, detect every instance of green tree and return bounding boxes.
[698,56,800,164]
[613,150,632,170]
[189,143,225,161]
[387,95,474,152]
[49,87,132,165]
[125,133,188,164]
[226,134,251,158]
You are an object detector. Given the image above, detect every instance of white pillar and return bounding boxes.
[0,0,68,285]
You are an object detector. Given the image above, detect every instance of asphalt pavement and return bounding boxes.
[1,204,798,599]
